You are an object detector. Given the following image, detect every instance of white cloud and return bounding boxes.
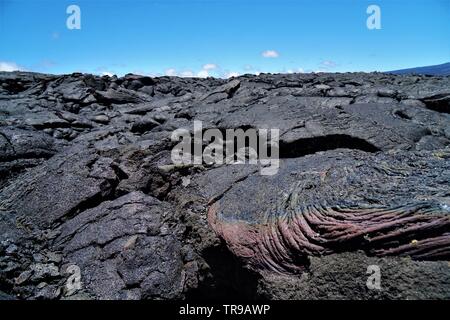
[202,63,217,71]
[165,68,177,76]
[164,67,213,78]
[161,64,236,78]
[321,60,337,68]
[242,65,263,75]
[197,70,209,78]
[197,63,219,77]
[180,70,194,77]
[224,71,240,78]
[101,72,114,77]
[286,68,305,74]
[94,66,116,77]
[262,50,279,58]
[0,61,24,72]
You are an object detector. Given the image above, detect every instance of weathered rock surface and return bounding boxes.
[0,71,449,299]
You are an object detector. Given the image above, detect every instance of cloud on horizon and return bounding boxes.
[202,63,217,71]
[0,61,25,72]
[320,60,337,68]
[224,71,240,78]
[163,63,221,78]
[262,50,279,58]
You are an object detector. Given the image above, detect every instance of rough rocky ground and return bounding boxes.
[0,71,449,300]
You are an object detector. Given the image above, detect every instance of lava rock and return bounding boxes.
[1,71,449,300]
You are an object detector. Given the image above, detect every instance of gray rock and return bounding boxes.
[15,270,32,285]
[30,263,60,281]
[5,244,18,255]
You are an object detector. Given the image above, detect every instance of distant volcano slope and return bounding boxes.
[388,62,450,76]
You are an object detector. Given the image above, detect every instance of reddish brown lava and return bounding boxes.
[208,201,450,274]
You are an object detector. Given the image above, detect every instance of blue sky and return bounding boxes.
[0,0,449,77]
